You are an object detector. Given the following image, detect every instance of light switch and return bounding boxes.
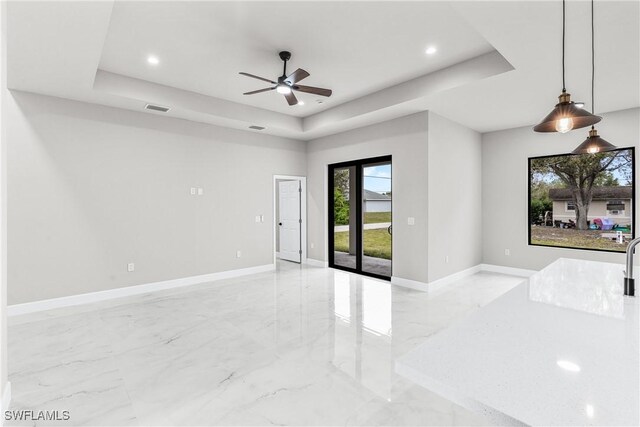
[190,188,196,195]
[197,188,204,196]
[260,215,264,222]
[127,263,135,272]
[255,215,261,223]
[407,217,415,226]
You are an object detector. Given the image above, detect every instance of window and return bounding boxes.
[529,147,635,253]
[606,201,625,211]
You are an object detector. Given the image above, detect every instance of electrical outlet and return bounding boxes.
[505,249,511,256]
[190,187,196,195]
[127,263,135,272]
[255,215,260,223]
[197,188,204,196]
[260,215,264,222]
[236,250,242,258]
[407,217,415,226]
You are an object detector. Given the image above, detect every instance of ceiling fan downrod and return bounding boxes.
[279,51,291,80]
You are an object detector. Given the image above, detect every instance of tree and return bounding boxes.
[334,170,350,200]
[531,150,632,230]
[593,172,619,187]
[333,188,350,225]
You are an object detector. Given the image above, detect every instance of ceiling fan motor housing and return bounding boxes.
[279,51,292,62]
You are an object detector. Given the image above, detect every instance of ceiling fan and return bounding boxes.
[239,51,332,106]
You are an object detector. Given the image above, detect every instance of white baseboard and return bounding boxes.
[8,264,275,317]
[1,382,11,421]
[304,258,328,268]
[428,264,483,294]
[480,263,537,277]
[391,276,429,292]
[392,263,537,294]
[392,265,481,294]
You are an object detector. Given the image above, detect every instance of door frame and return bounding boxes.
[328,155,392,281]
[273,175,307,265]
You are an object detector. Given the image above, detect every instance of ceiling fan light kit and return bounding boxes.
[239,51,332,106]
[533,0,601,134]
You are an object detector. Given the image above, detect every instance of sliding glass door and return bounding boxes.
[329,156,392,280]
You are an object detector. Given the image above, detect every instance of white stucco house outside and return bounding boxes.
[549,186,633,227]
[364,189,391,213]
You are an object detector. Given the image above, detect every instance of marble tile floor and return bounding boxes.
[7,262,525,426]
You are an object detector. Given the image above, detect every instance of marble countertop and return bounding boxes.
[396,258,639,426]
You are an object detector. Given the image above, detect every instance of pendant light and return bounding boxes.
[533,0,601,133]
[571,0,616,154]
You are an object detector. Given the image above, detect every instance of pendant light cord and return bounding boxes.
[591,0,595,116]
[562,0,566,92]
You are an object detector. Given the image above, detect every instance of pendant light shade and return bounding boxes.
[571,128,616,154]
[533,0,601,133]
[533,91,601,133]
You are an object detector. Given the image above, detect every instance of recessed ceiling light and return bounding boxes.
[586,405,594,418]
[298,100,305,106]
[557,359,581,372]
[425,46,437,55]
[147,55,160,65]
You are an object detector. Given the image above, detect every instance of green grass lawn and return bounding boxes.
[531,226,627,252]
[363,212,391,224]
[334,229,392,259]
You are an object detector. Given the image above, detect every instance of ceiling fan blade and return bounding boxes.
[243,87,276,95]
[239,72,277,85]
[284,91,299,106]
[293,85,332,97]
[284,68,310,85]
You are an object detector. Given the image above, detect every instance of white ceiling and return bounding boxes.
[6,1,640,140]
[98,1,495,117]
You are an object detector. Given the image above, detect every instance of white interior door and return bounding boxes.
[278,180,301,263]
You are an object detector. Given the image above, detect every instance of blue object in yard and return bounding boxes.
[601,218,614,231]
[589,224,598,230]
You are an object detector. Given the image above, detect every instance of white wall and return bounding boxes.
[6,91,307,304]
[306,113,429,283]
[427,112,482,282]
[482,108,640,271]
[0,0,8,406]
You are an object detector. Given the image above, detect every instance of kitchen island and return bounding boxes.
[396,258,639,426]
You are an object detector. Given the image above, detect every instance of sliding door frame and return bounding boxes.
[328,155,392,281]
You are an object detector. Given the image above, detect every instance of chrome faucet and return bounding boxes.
[623,237,639,297]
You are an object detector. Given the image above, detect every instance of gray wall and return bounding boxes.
[427,112,482,282]
[7,91,306,304]
[482,107,640,270]
[306,113,429,283]
[0,0,7,397]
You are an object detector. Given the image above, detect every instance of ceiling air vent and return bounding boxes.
[144,104,171,113]
[249,125,266,131]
